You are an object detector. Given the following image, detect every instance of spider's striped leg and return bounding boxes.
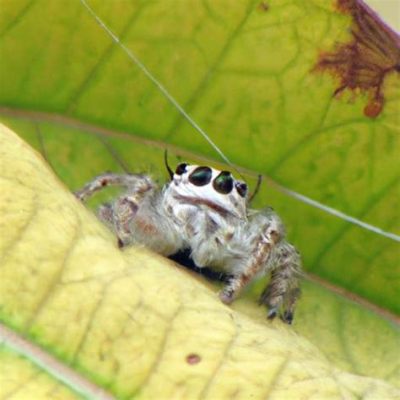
[97,200,137,248]
[219,229,280,305]
[75,172,150,202]
[75,172,156,248]
[97,203,113,225]
[259,242,301,324]
[111,196,140,248]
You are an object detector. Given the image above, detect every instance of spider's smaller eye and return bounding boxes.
[213,171,233,194]
[175,163,188,175]
[189,166,212,186]
[235,182,248,198]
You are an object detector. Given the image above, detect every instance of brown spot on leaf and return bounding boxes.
[258,2,269,12]
[186,353,201,365]
[314,0,400,118]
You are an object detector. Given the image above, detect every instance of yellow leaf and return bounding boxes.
[1,123,399,398]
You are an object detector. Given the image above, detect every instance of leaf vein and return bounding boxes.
[0,0,35,39]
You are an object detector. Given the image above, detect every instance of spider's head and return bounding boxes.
[169,163,248,219]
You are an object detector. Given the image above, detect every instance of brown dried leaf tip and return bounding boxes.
[315,0,400,118]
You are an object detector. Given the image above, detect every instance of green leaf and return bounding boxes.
[0,0,399,397]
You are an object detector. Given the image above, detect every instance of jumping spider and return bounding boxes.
[76,162,302,324]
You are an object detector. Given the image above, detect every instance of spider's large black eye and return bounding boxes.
[175,163,188,175]
[213,171,233,194]
[235,182,248,198]
[189,166,212,186]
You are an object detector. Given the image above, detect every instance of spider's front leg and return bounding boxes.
[219,221,281,305]
[75,172,151,202]
[104,196,141,248]
[75,172,155,248]
[259,242,302,324]
[218,208,301,324]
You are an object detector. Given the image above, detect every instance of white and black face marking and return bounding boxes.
[168,163,248,219]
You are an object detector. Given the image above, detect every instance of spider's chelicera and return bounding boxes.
[76,162,302,324]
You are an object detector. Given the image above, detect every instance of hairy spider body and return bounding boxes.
[76,163,302,323]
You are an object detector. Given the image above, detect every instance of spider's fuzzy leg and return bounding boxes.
[219,229,280,305]
[98,203,113,224]
[111,196,140,248]
[75,172,158,248]
[97,202,131,248]
[74,172,150,202]
[259,243,302,324]
[281,287,301,324]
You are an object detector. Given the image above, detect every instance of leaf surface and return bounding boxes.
[0,0,399,397]
[0,122,399,399]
